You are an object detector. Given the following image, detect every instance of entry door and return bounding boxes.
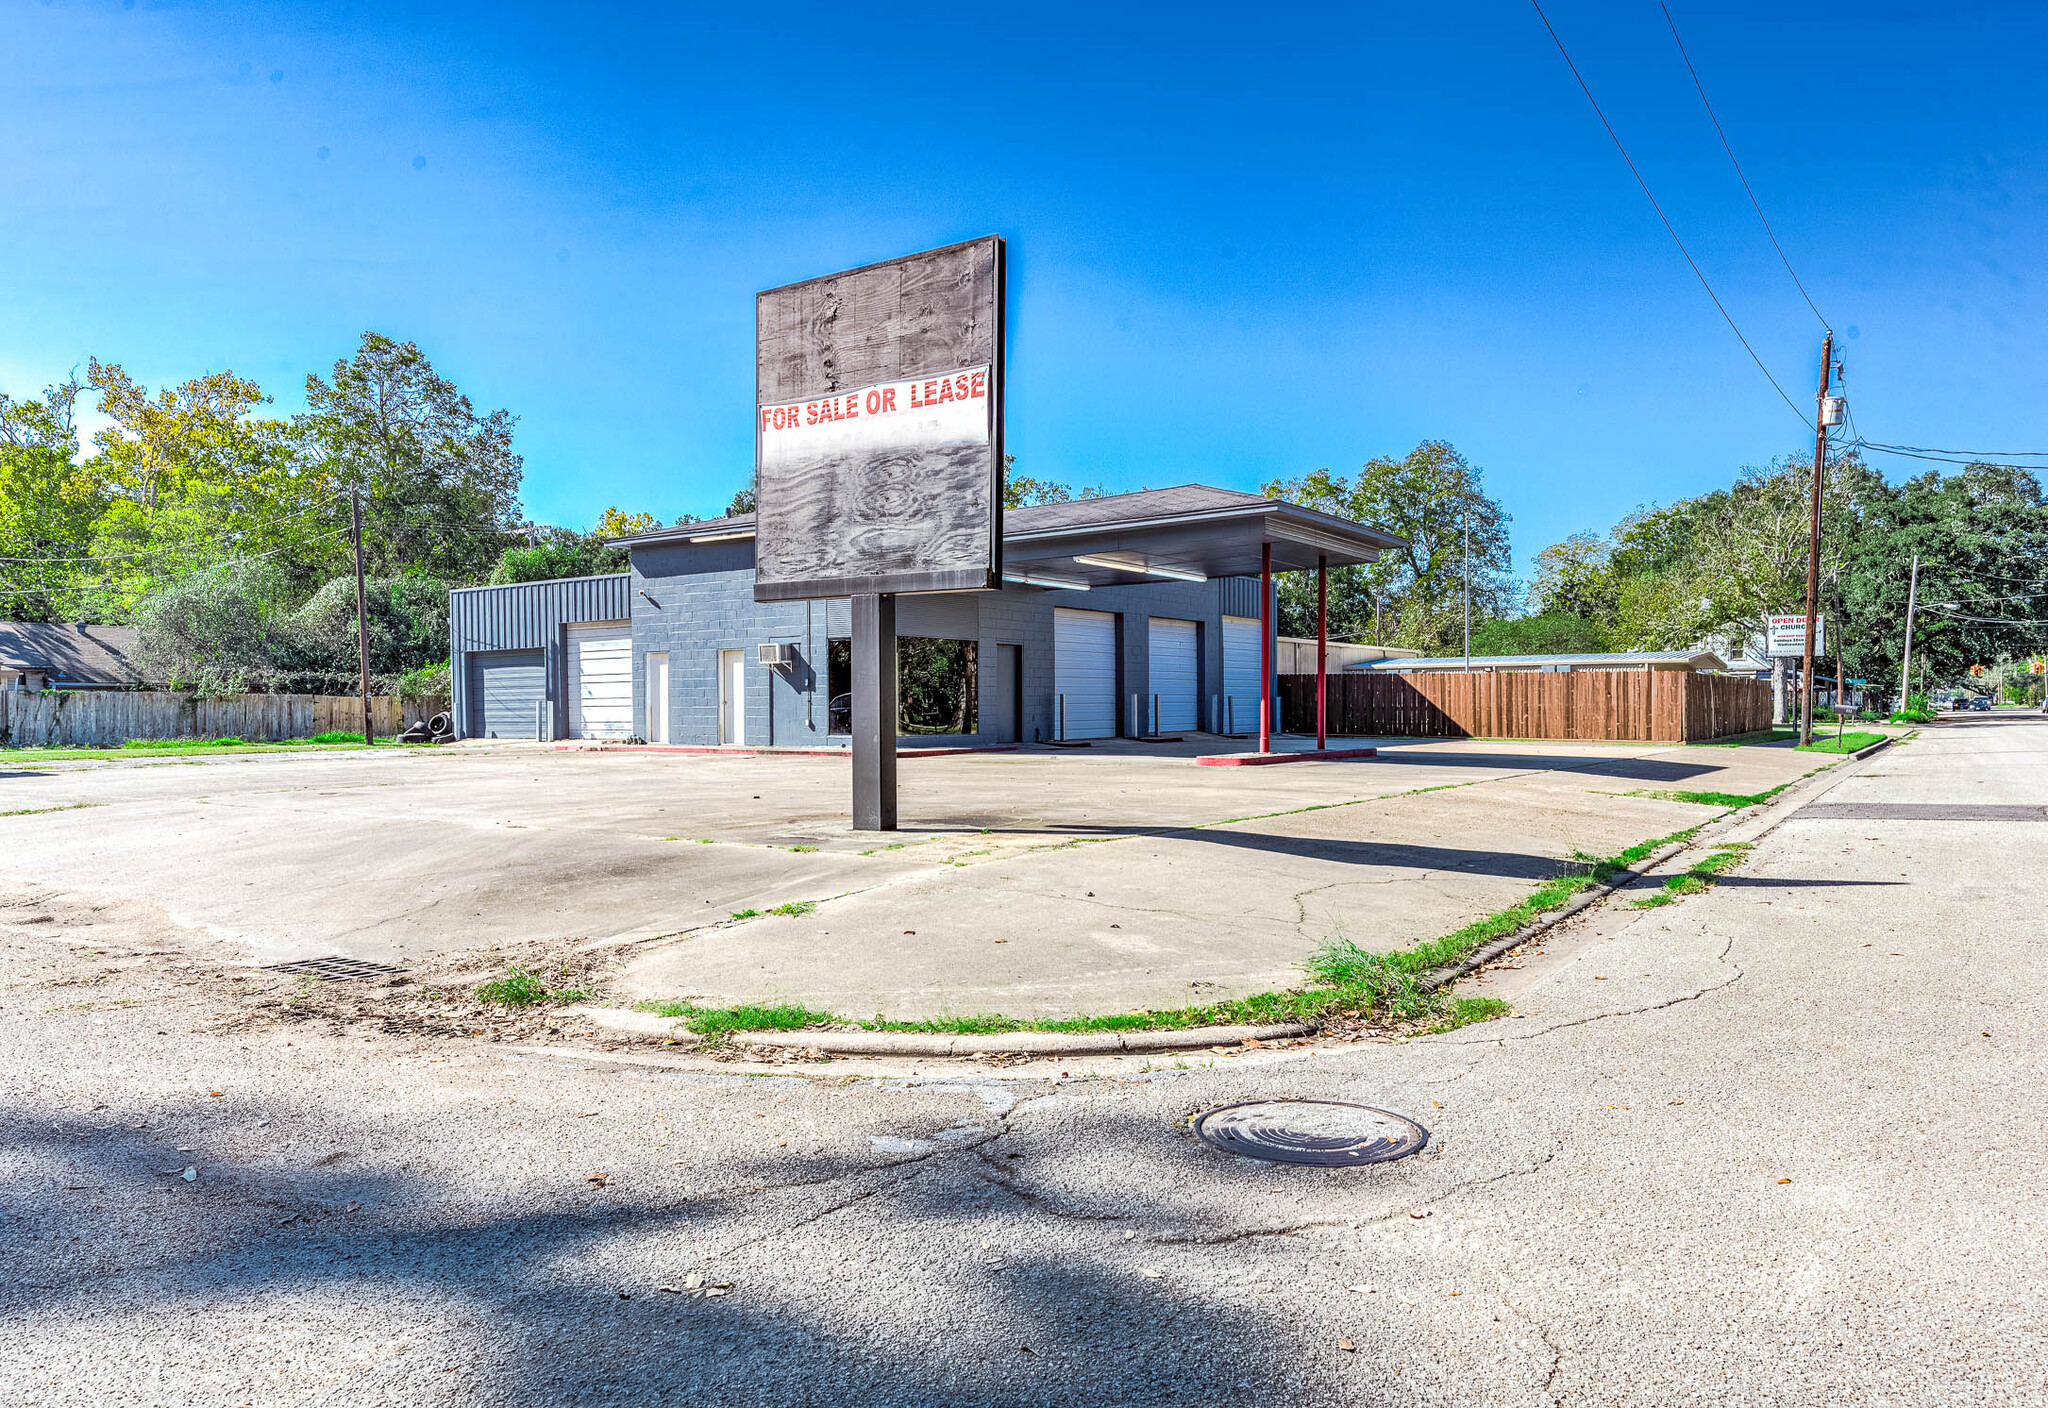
[567,623,633,739]
[719,649,746,745]
[1221,615,1263,735]
[1147,618,1198,732]
[992,644,1021,743]
[645,652,669,744]
[1053,608,1117,740]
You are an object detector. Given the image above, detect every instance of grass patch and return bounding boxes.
[474,964,592,1008]
[767,900,817,917]
[651,826,1703,1040]
[639,1000,836,1035]
[1634,782,1793,810]
[302,730,366,744]
[1795,730,1884,755]
[787,845,818,853]
[729,908,761,920]
[121,735,246,749]
[0,802,101,818]
[1631,843,1752,908]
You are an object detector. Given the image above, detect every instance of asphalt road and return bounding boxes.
[4,715,2043,1405]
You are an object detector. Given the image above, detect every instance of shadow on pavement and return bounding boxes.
[0,1108,1348,1405]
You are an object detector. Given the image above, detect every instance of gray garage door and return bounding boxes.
[467,650,546,739]
[1053,607,1117,740]
[1147,617,1198,732]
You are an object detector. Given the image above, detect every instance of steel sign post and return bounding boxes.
[753,237,1005,830]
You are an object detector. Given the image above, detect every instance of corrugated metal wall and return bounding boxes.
[1218,576,1264,619]
[448,575,631,737]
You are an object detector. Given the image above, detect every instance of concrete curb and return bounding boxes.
[1419,839,1695,993]
[732,1021,1313,1057]
[559,1005,701,1045]
[1196,747,1379,768]
[1430,737,1895,991]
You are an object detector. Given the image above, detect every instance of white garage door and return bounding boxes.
[1053,607,1117,740]
[1221,614,1264,735]
[1147,618,1198,733]
[567,622,633,739]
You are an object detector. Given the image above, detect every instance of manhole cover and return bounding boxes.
[262,956,407,982]
[1193,1099,1429,1166]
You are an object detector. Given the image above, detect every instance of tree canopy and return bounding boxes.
[1263,441,1514,653]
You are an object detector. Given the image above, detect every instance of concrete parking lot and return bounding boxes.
[1,733,1826,1020]
[3,716,2042,1407]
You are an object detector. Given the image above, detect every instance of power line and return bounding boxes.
[1848,440,2048,471]
[1528,0,1814,430]
[1856,438,2048,461]
[1658,0,1829,329]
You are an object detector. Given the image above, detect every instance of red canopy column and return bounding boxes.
[1259,540,1273,755]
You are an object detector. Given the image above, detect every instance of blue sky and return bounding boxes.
[4,1,2043,573]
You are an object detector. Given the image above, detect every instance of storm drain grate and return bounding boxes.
[1193,1099,1429,1167]
[262,956,407,982]
[1796,802,2048,822]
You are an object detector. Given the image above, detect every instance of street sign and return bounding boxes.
[752,236,1006,602]
[1766,614,1826,657]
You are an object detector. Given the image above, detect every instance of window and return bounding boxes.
[826,637,979,736]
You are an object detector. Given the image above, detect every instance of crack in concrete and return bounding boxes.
[1482,936,1745,1046]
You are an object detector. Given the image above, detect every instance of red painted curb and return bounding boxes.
[551,743,1020,759]
[1195,746,1380,767]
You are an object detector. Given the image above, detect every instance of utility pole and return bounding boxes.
[1799,330,1834,747]
[1897,553,1919,713]
[351,489,375,747]
[1462,510,1472,670]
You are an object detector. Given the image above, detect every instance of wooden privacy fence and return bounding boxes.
[0,691,437,749]
[1278,669,1775,744]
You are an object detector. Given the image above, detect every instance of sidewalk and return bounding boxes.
[616,736,1829,1021]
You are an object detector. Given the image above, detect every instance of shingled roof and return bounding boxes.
[0,622,148,687]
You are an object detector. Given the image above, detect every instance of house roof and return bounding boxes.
[1358,650,1731,673]
[607,484,1408,586]
[0,622,147,685]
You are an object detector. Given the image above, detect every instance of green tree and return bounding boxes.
[1264,441,1513,652]
[0,377,107,620]
[1470,612,1609,655]
[297,333,524,582]
[81,360,339,615]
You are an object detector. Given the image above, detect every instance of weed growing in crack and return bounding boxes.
[1631,843,1752,908]
[475,964,592,1008]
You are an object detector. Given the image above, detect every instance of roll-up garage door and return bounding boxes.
[1053,607,1117,740]
[1147,618,1198,733]
[567,622,633,739]
[467,650,546,739]
[1221,615,1264,736]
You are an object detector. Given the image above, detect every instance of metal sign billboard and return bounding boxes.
[753,236,1005,602]
[1766,614,1826,657]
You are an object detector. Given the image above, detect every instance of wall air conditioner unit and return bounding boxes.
[757,642,795,668]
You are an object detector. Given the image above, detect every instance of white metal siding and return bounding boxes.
[1147,618,1198,732]
[1222,615,1263,735]
[567,623,633,739]
[1053,608,1117,740]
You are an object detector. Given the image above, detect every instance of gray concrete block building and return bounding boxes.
[448,486,1402,747]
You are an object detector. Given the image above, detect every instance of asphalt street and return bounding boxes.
[4,715,2043,1405]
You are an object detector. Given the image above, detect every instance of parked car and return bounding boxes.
[828,692,851,733]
